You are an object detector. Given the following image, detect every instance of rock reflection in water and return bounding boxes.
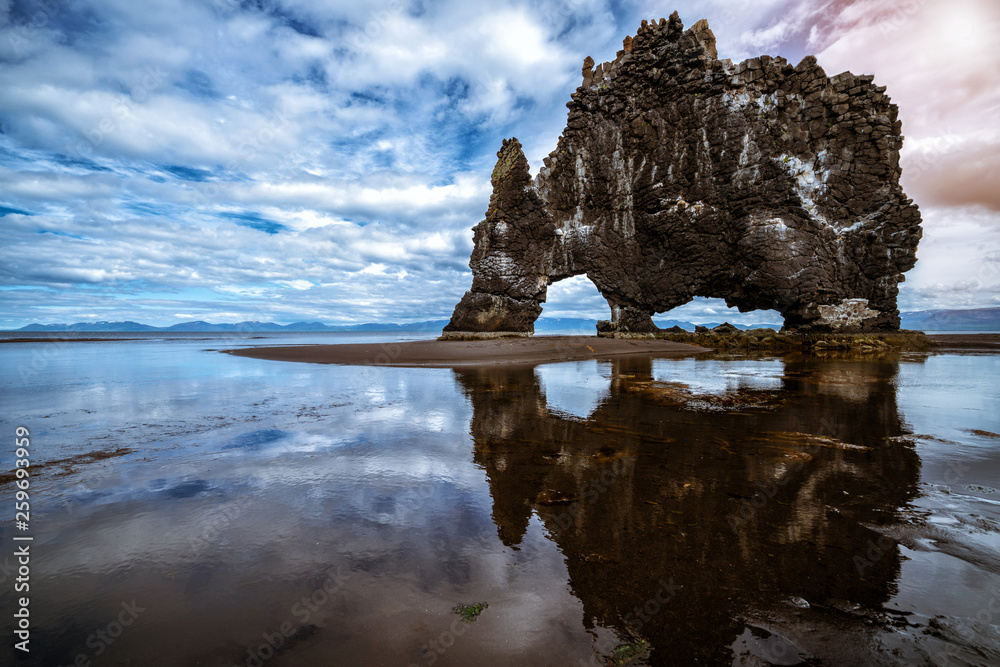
[455,355,921,664]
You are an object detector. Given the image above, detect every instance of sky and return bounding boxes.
[1,0,998,328]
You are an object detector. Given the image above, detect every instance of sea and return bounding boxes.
[0,331,998,665]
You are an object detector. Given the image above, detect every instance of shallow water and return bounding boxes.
[1,334,998,665]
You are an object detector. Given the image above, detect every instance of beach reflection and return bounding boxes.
[457,355,921,664]
[3,336,998,666]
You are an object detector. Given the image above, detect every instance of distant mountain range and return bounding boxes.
[900,307,1000,331]
[10,317,778,333]
[10,307,998,333]
[14,319,451,333]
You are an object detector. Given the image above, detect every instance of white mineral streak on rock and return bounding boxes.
[615,144,636,239]
[722,91,752,110]
[780,153,830,225]
[483,251,518,278]
[735,134,761,185]
[816,298,879,328]
[765,217,790,238]
[721,91,779,112]
[839,220,865,233]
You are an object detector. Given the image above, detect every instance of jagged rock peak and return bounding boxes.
[491,137,529,188]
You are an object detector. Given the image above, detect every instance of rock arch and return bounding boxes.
[444,13,921,336]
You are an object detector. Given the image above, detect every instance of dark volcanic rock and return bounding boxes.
[444,13,922,335]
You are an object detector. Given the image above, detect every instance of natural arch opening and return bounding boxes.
[653,298,783,331]
[538,274,608,333]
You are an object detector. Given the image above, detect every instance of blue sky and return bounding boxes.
[1,0,998,327]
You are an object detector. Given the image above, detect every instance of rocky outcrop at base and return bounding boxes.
[444,13,922,336]
[612,327,934,354]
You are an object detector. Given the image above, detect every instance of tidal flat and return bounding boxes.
[1,332,998,665]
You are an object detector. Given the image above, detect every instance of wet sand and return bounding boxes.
[927,333,1000,351]
[226,335,707,366]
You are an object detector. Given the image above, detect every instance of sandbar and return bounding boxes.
[225,335,707,367]
[926,333,1000,351]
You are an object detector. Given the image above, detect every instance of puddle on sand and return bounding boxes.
[0,339,998,665]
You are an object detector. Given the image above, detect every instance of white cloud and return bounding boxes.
[360,263,388,275]
[276,279,313,290]
[900,207,1000,311]
[0,0,995,328]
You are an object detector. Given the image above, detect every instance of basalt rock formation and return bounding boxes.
[444,13,922,336]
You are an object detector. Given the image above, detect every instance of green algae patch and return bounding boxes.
[452,602,488,622]
[612,638,652,664]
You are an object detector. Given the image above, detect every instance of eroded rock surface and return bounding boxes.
[444,13,922,335]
